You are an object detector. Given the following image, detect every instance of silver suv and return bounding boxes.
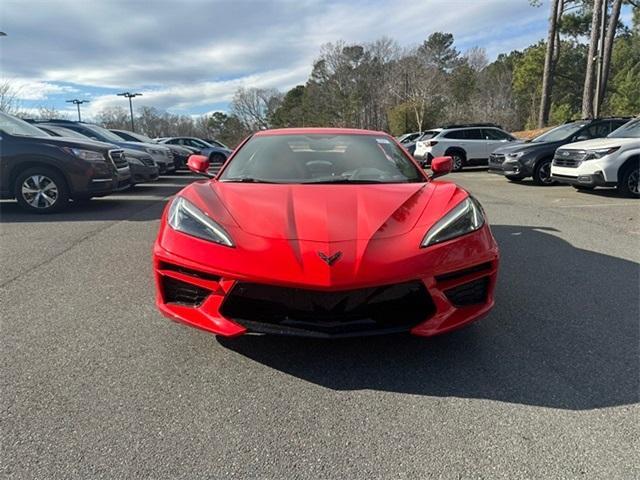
[413,124,519,171]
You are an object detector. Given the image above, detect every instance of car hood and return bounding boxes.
[29,135,114,151]
[198,181,447,241]
[121,140,169,152]
[558,137,640,150]
[492,140,561,155]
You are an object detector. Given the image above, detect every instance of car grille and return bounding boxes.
[220,281,435,337]
[108,149,129,169]
[489,153,505,165]
[553,150,586,168]
[444,277,489,307]
[162,276,211,306]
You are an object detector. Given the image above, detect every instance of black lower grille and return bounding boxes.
[220,281,435,337]
[445,277,489,307]
[489,153,505,165]
[162,276,211,306]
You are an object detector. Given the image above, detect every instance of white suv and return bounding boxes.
[551,117,640,198]
[413,124,518,171]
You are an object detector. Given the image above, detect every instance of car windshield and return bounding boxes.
[86,124,126,142]
[0,112,51,137]
[418,131,438,141]
[220,134,425,184]
[608,118,640,138]
[128,131,155,142]
[531,122,588,143]
[46,125,90,139]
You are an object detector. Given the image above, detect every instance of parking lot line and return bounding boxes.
[556,202,638,208]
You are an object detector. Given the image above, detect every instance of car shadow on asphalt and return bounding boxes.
[219,225,640,411]
[0,174,199,223]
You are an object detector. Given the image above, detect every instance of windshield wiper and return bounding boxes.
[221,177,281,184]
[302,178,400,184]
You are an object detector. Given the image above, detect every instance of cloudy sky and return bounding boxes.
[1,0,626,119]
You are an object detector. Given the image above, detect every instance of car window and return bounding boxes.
[220,134,424,184]
[482,129,511,140]
[579,122,609,140]
[0,112,52,137]
[608,118,640,138]
[444,130,467,140]
[608,120,628,132]
[418,131,438,141]
[465,129,483,140]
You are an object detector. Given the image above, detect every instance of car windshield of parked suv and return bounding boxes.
[531,122,588,143]
[220,134,424,184]
[418,131,438,141]
[608,118,640,138]
[126,131,155,143]
[83,124,127,143]
[44,125,91,139]
[0,112,51,137]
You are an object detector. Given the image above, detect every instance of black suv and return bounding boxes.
[489,118,630,185]
[0,112,131,212]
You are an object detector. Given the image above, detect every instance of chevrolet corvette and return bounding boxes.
[153,128,499,338]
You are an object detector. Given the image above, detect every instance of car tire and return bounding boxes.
[445,151,465,172]
[532,159,554,186]
[14,166,70,213]
[618,161,639,198]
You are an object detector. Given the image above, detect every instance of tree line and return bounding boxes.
[1,1,637,147]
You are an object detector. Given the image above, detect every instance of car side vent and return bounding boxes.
[162,276,211,306]
[159,262,221,282]
[444,277,490,307]
[435,262,492,283]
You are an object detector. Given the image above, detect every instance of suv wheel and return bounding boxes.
[445,151,465,172]
[15,167,69,213]
[619,163,639,198]
[533,159,554,186]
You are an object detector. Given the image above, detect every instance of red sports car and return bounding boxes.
[153,128,499,338]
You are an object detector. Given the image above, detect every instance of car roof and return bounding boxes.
[254,127,388,137]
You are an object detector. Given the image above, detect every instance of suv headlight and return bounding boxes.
[583,147,620,161]
[126,155,144,165]
[167,196,234,247]
[144,147,160,155]
[63,147,105,163]
[506,151,525,159]
[421,196,485,248]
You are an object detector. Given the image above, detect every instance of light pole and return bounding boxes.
[117,92,142,132]
[66,99,89,121]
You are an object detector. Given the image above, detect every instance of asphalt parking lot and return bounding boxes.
[1,171,638,479]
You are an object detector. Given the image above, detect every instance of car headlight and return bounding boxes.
[126,155,144,165]
[583,147,620,161]
[167,196,234,247]
[421,196,485,248]
[145,147,160,155]
[63,147,105,163]
[506,151,525,159]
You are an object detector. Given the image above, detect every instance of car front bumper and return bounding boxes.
[130,163,160,184]
[153,223,499,338]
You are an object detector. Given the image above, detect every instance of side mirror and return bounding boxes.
[430,156,453,178]
[187,154,213,177]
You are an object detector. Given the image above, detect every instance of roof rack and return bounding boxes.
[36,119,81,124]
[441,123,503,130]
[564,116,634,123]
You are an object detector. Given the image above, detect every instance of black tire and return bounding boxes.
[14,166,69,213]
[445,151,465,172]
[572,185,595,191]
[532,158,555,186]
[505,175,523,182]
[618,162,639,198]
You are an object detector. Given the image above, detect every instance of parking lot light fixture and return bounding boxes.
[66,99,89,121]
[117,92,143,132]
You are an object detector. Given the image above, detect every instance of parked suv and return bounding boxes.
[414,124,518,171]
[488,117,629,185]
[36,124,159,185]
[110,129,192,171]
[551,117,639,197]
[40,120,175,173]
[0,112,130,212]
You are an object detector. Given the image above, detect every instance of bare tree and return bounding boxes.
[465,47,489,72]
[0,80,22,114]
[582,0,604,118]
[231,87,283,130]
[538,0,564,127]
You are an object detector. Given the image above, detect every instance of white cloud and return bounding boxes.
[2,78,79,101]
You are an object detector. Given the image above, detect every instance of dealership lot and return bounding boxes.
[1,172,638,479]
